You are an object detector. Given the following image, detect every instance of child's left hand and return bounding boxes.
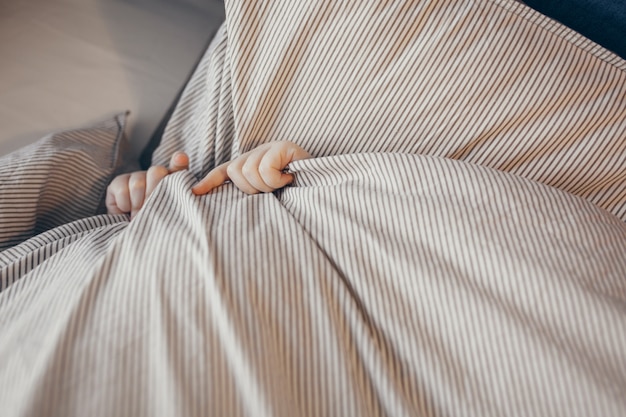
[192,141,311,195]
[106,152,189,219]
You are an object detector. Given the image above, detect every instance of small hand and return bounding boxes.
[106,152,189,219]
[191,141,311,195]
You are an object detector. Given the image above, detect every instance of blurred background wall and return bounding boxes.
[0,0,225,158]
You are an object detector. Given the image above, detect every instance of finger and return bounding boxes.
[168,151,189,173]
[259,166,294,190]
[106,192,123,215]
[192,161,230,195]
[258,142,310,189]
[226,157,261,194]
[106,173,131,215]
[241,149,275,193]
[280,141,312,164]
[146,165,169,198]
[194,155,259,195]
[129,171,147,219]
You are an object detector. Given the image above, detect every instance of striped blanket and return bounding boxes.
[1,1,625,416]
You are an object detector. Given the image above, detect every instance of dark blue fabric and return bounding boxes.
[523,0,626,59]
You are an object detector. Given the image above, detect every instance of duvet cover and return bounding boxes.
[1,1,625,416]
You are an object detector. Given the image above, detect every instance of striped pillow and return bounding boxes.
[0,113,128,251]
[156,0,626,220]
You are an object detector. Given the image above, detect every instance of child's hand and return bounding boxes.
[106,152,189,219]
[192,141,311,195]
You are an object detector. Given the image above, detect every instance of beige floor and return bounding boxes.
[0,0,224,158]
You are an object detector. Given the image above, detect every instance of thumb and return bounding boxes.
[168,152,189,173]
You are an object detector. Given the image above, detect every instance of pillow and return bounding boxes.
[154,0,626,220]
[0,113,129,251]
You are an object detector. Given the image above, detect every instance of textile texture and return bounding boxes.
[0,114,127,250]
[1,1,626,416]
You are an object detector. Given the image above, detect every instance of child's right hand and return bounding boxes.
[191,141,311,195]
[106,152,189,219]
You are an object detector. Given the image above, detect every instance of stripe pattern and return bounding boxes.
[156,0,626,221]
[0,114,128,250]
[1,155,626,416]
[2,1,626,416]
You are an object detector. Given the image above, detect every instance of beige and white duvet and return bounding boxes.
[1,1,625,416]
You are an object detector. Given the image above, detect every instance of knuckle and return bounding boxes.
[258,170,275,185]
[147,165,168,178]
[258,159,272,175]
[226,163,239,177]
[129,176,146,190]
[241,162,256,178]
[259,164,279,186]
[277,140,291,150]
[110,174,128,188]
[108,182,124,195]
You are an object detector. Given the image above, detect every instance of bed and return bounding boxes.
[1,1,625,416]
